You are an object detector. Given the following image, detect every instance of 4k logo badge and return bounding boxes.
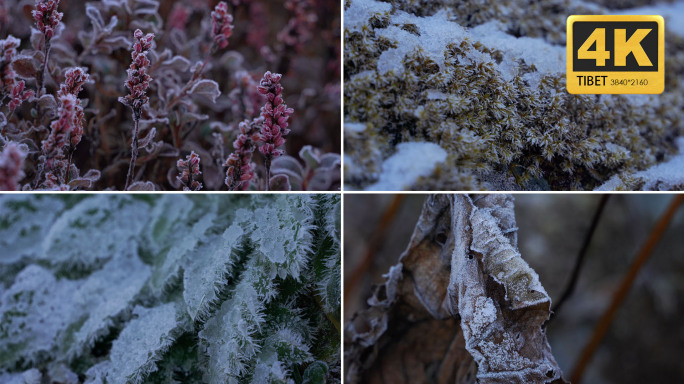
[567,15,664,94]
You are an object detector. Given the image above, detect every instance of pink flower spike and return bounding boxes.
[32,0,63,40]
[119,29,154,117]
[225,118,260,191]
[256,71,292,159]
[0,142,27,191]
[211,1,234,50]
[177,151,203,191]
[59,67,90,98]
[9,81,35,111]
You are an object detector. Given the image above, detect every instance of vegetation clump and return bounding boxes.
[344,0,684,190]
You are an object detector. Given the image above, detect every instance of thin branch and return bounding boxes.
[343,195,404,312]
[549,195,610,322]
[124,115,140,190]
[570,195,684,384]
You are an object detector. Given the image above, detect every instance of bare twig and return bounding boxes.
[570,195,684,384]
[549,195,610,322]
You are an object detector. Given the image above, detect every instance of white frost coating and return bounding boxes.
[345,122,368,133]
[253,206,288,264]
[376,9,467,75]
[251,196,314,279]
[344,0,391,31]
[357,0,564,79]
[597,137,684,191]
[84,361,109,384]
[183,223,244,321]
[41,196,150,269]
[200,257,270,384]
[0,196,65,264]
[367,142,447,191]
[144,195,195,253]
[470,296,497,337]
[106,304,179,384]
[67,254,151,358]
[478,332,533,372]
[150,212,217,294]
[470,206,549,307]
[0,265,80,365]
[0,371,23,384]
[0,255,152,365]
[470,21,566,80]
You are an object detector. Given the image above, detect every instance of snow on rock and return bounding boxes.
[367,142,447,190]
[344,122,367,133]
[470,21,566,80]
[344,0,392,31]
[376,9,468,75]
[597,137,684,191]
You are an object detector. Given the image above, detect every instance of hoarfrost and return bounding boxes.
[106,304,180,384]
[367,142,447,190]
[346,195,565,383]
[0,195,340,383]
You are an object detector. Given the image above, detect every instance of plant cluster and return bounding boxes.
[0,0,340,191]
[0,194,341,383]
[344,0,684,190]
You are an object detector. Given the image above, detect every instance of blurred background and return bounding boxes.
[344,194,684,383]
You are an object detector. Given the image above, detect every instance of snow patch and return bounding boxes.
[596,137,684,191]
[376,9,468,75]
[367,142,447,190]
[345,122,367,133]
[344,0,392,31]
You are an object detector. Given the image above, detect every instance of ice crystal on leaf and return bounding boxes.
[346,194,565,383]
[0,194,340,383]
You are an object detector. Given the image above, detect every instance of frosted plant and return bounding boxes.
[345,194,565,383]
[0,194,341,384]
[344,0,684,191]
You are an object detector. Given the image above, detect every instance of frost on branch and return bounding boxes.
[345,194,565,384]
[0,194,340,383]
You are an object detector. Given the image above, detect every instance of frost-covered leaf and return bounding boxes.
[65,254,151,359]
[199,257,272,384]
[189,79,221,103]
[149,212,217,295]
[127,181,156,191]
[68,169,101,189]
[161,55,191,72]
[0,265,80,367]
[303,361,329,384]
[0,195,340,383]
[144,195,195,254]
[106,304,181,384]
[40,196,150,272]
[250,196,314,279]
[269,174,291,191]
[183,223,244,321]
[345,194,564,384]
[11,55,39,79]
[0,196,66,267]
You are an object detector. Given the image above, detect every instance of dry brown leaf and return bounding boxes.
[345,194,567,384]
